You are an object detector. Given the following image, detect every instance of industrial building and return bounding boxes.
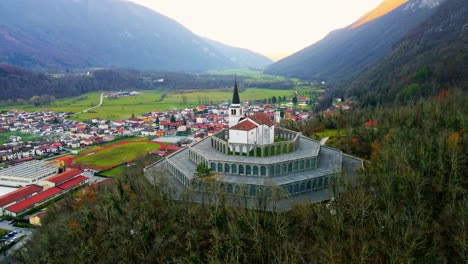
[0,160,59,186]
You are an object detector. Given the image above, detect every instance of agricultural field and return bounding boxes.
[71,140,163,170]
[3,87,315,121]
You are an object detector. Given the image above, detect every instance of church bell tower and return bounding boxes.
[228,77,242,127]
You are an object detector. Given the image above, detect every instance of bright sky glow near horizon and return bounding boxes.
[131,0,382,60]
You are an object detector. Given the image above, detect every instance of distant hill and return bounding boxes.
[265,0,445,82]
[203,38,272,69]
[0,0,266,71]
[344,0,468,106]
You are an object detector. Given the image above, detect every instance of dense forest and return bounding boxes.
[0,65,293,104]
[343,0,467,106]
[15,90,467,263]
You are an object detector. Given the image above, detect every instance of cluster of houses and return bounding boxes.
[321,98,354,117]
[0,99,314,165]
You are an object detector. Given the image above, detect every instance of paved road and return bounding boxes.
[77,92,105,114]
[0,221,34,263]
[320,137,330,146]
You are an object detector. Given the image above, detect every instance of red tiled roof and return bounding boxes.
[364,120,377,127]
[0,185,42,207]
[6,187,63,214]
[231,120,258,131]
[250,113,275,127]
[46,169,83,185]
[57,175,89,190]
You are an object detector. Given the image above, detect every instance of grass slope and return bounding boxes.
[72,141,161,169]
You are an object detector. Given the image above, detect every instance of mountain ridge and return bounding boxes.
[265,0,445,82]
[0,0,267,71]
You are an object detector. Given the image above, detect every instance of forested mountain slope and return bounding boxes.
[0,0,267,71]
[344,0,468,106]
[265,0,444,82]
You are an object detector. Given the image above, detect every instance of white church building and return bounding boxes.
[228,80,275,149]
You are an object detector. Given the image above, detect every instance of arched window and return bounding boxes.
[311,159,316,168]
[294,184,299,193]
[232,164,237,174]
[318,178,323,188]
[288,185,293,195]
[306,159,311,169]
[218,163,223,172]
[276,165,281,175]
[239,165,244,174]
[268,166,273,176]
[300,160,304,170]
[301,182,305,192]
[253,166,259,176]
[277,145,281,155]
[225,164,230,173]
[235,185,240,194]
[324,177,329,187]
[313,179,317,189]
[257,187,264,197]
[249,186,256,196]
[210,162,216,171]
[282,164,287,173]
[294,161,298,171]
[306,181,311,190]
[246,165,251,175]
[227,184,233,193]
[288,163,293,172]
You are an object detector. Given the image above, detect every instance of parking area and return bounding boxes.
[0,219,34,261]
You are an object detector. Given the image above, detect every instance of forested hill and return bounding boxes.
[0,65,293,102]
[15,90,467,263]
[264,0,444,82]
[344,0,468,106]
[0,0,267,71]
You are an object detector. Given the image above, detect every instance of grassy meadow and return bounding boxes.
[72,141,161,169]
[3,87,316,121]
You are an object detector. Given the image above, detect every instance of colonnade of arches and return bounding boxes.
[191,175,332,198]
[209,158,317,177]
[167,160,191,187]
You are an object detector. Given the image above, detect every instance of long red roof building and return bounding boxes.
[5,187,63,214]
[46,169,83,185]
[0,185,42,208]
[57,175,89,191]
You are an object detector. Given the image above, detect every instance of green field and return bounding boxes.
[315,129,342,138]
[0,131,41,145]
[72,141,161,168]
[3,88,309,121]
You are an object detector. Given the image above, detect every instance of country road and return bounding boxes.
[77,92,105,114]
[320,137,329,146]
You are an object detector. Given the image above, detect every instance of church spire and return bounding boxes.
[232,75,240,104]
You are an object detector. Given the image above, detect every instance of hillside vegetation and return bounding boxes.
[16,90,467,263]
[265,0,443,82]
[345,0,467,106]
[0,0,269,71]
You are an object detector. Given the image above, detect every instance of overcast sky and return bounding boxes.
[130,0,382,60]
